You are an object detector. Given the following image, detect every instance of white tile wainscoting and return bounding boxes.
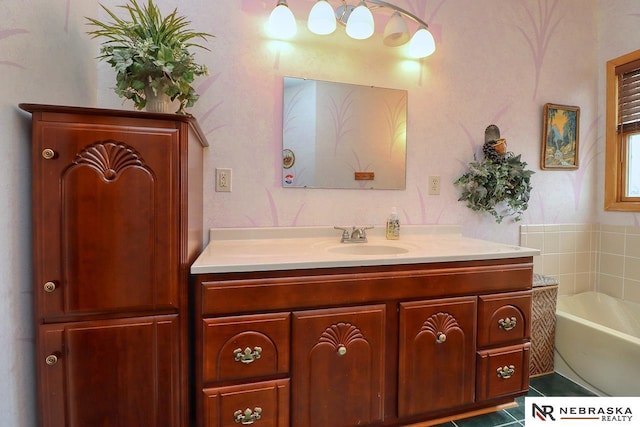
[520,224,640,304]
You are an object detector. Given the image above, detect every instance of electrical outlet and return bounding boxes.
[216,168,232,192]
[428,175,441,195]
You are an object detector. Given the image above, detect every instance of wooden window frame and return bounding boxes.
[605,49,640,211]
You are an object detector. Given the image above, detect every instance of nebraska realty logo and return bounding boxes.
[525,397,638,426]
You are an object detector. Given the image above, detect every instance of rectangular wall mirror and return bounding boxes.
[282,77,407,189]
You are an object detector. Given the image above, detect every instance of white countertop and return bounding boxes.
[190,226,540,274]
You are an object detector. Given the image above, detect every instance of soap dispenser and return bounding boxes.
[386,207,400,240]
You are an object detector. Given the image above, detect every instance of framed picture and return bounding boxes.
[541,103,580,170]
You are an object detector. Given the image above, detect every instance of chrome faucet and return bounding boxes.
[334,226,373,243]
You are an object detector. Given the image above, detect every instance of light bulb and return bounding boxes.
[345,1,374,40]
[383,11,409,47]
[408,26,435,58]
[308,0,336,35]
[268,1,297,39]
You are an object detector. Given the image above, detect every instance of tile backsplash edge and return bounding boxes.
[520,223,640,304]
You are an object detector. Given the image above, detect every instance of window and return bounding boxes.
[605,49,640,211]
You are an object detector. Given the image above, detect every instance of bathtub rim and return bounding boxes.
[555,310,640,346]
[556,291,640,345]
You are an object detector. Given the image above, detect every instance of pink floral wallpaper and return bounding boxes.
[1,0,639,425]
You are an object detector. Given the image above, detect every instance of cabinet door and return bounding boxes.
[398,297,476,417]
[292,305,385,427]
[38,315,181,427]
[33,122,179,317]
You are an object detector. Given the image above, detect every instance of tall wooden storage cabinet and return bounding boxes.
[21,104,207,427]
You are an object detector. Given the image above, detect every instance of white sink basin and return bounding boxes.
[327,244,410,255]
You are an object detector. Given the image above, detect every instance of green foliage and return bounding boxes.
[454,152,535,223]
[86,0,213,114]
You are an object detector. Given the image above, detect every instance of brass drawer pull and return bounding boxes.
[498,317,517,331]
[496,365,515,379]
[436,333,447,344]
[234,407,262,424]
[45,354,58,366]
[234,347,262,364]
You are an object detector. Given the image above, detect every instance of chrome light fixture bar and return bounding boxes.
[268,0,436,58]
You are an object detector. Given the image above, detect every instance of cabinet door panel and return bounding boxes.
[398,297,476,417]
[292,305,385,427]
[34,123,179,317]
[38,315,180,427]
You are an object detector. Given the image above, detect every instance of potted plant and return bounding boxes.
[454,141,535,223]
[87,0,213,114]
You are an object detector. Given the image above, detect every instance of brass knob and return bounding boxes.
[43,281,56,293]
[45,354,58,366]
[436,333,447,343]
[337,345,347,356]
[42,148,56,160]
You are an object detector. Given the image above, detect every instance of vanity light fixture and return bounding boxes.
[268,0,436,58]
[383,11,410,46]
[408,25,436,58]
[345,1,375,40]
[268,0,297,39]
[308,0,337,35]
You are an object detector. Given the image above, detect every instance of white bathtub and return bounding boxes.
[554,291,640,396]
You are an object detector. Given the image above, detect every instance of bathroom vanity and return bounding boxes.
[22,104,536,427]
[191,227,537,427]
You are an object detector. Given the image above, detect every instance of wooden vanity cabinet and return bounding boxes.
[22,104,206,427]
[194,257,533,427]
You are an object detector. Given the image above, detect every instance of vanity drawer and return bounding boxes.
[477,291,531,347]
[202,313,290,383]
[203,379,289,427]
[476,343,530,401]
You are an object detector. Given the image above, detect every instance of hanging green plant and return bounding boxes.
[454,139,535,223]
[86,0,213,114]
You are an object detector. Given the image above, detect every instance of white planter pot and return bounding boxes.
[144,86,172,113]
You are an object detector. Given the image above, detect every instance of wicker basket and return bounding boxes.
[530,274,559,377]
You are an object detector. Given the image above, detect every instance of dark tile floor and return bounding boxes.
[433,373,597,427]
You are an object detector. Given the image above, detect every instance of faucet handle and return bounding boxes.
[354,225,374,235]
[334,226,351,241]
[351,225,374,242]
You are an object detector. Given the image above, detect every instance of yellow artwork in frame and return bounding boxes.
[541,103,580,170]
